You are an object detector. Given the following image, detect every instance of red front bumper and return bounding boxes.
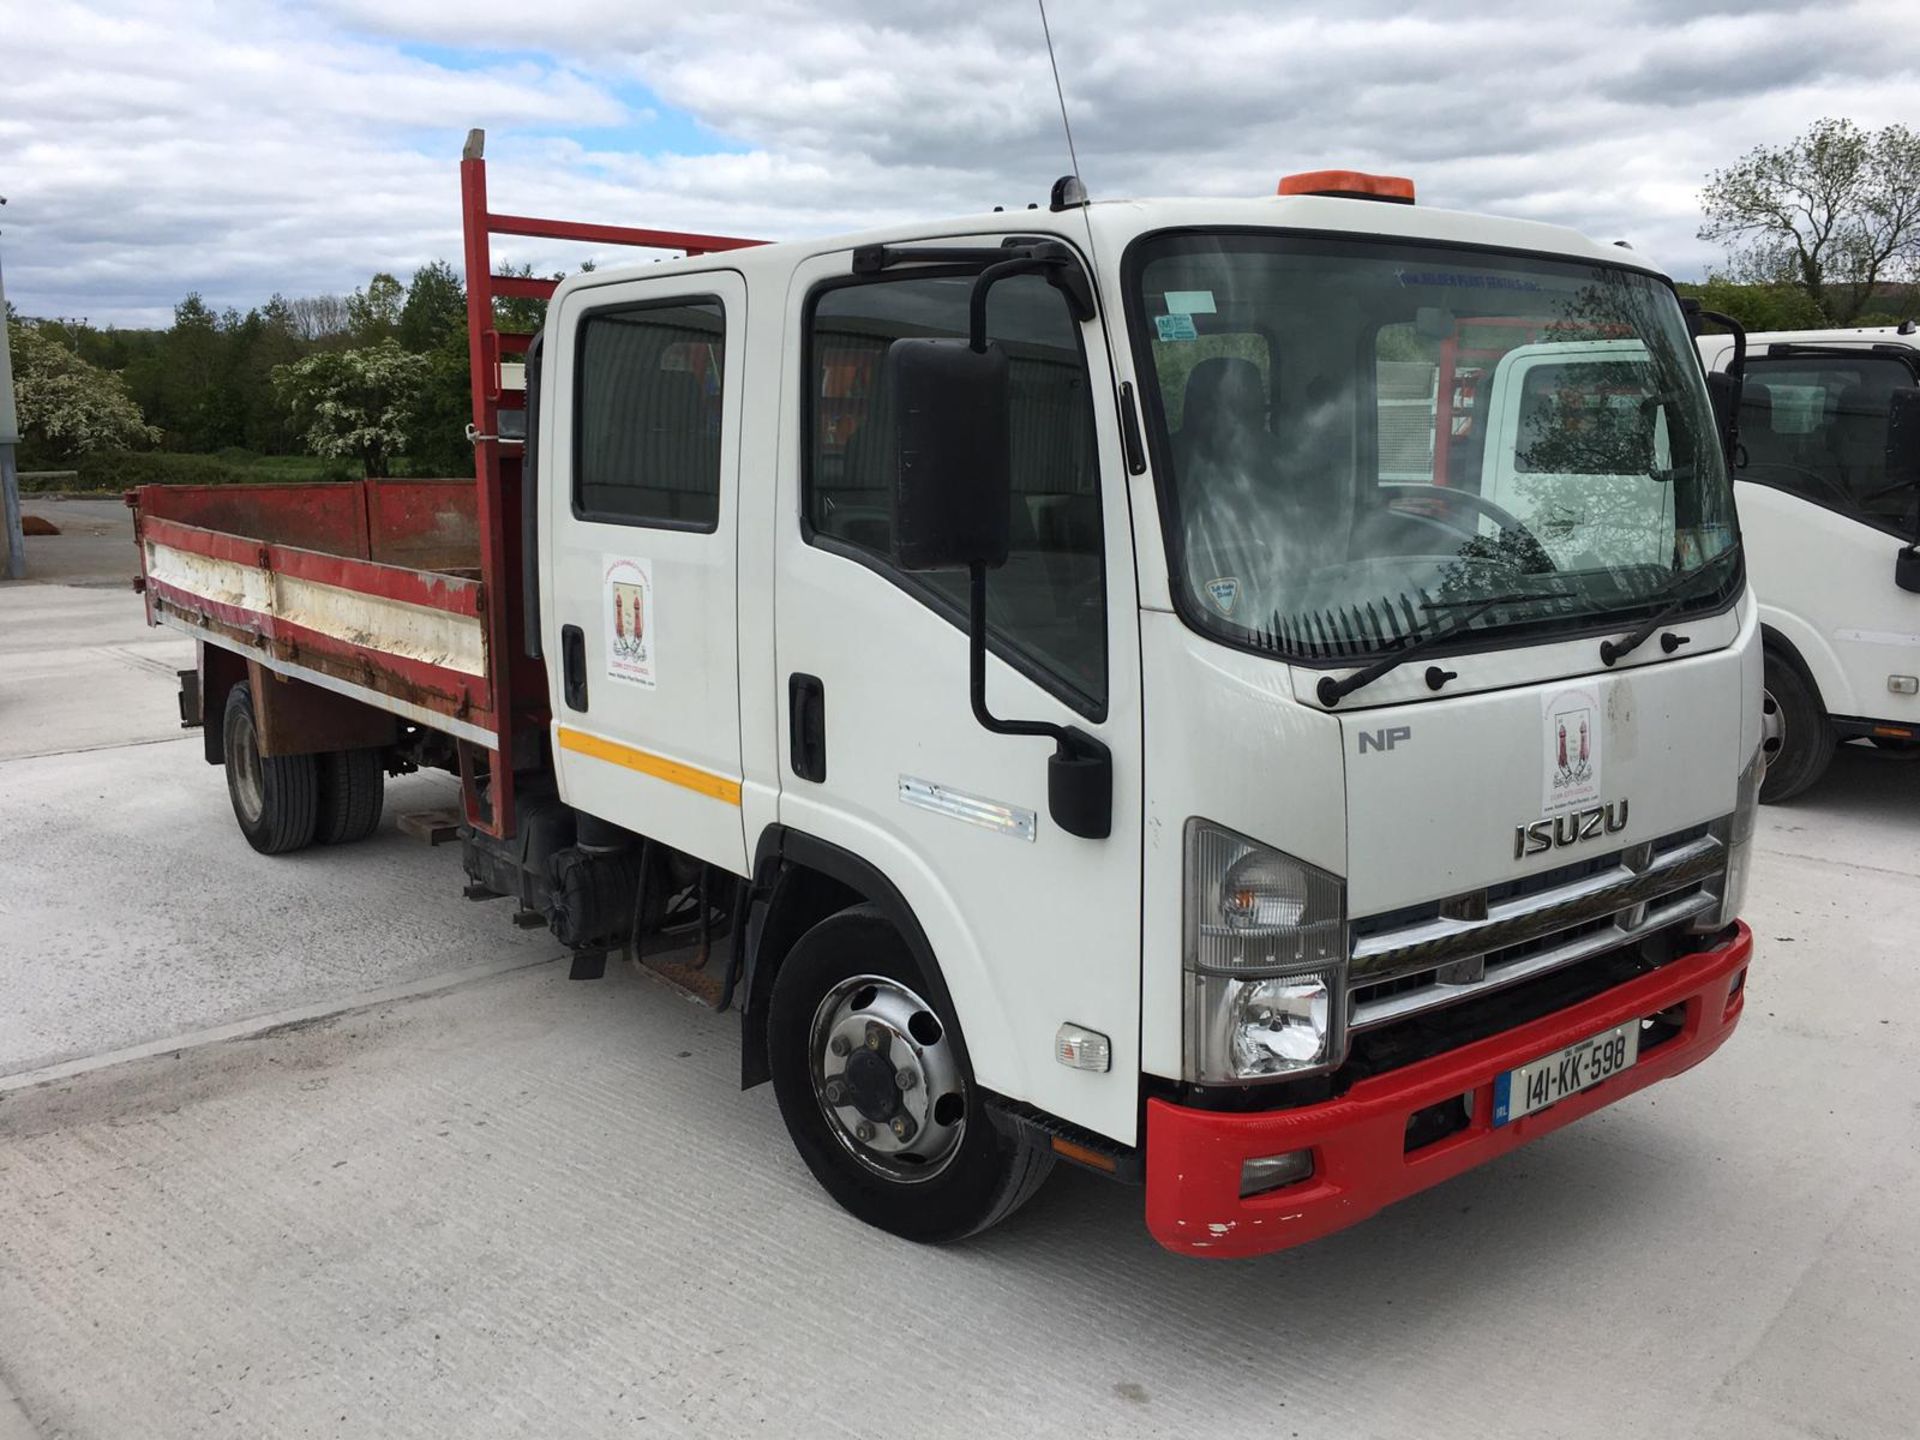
[1145,923,1752,1259]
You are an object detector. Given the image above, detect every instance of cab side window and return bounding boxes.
[575,297,725,531]
[1738,355,1917,531]
[806,271,1107,715]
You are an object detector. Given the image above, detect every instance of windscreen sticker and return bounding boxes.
[1541,686,1601,814]
[1155,313,1198,342]
[1164,289,1218,315]
[1205,576,1240,615]
[1395,269,1542,292]
[604,554,656,689]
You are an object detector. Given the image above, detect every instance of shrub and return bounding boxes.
[70,451,248,490]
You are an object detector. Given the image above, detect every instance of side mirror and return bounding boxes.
[1895,548,1920,594]
[1706,370,1742,465]
[889,338,1011,573]
[885,328,1111,840]
[1889,389,1920,591]
[1886,388,1920,491]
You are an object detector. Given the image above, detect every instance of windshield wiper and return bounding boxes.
[1598,556,1734,666]
[1315,591,1559,707]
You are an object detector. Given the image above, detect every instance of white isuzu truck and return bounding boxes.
[1698,326,1920,799]
[137,144,1760,1258]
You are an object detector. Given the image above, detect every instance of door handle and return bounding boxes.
[789,673,826,781]
[562,624,588,711]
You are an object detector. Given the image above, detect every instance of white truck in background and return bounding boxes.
[137,146,1766,1259]
[1697,327,1920,799]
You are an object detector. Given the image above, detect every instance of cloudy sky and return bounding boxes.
[2,0,1917,328]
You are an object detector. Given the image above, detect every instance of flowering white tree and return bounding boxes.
[7,314,160,458]
[272,340,431,478]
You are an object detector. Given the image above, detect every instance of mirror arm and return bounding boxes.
[968,563,1068,743]
[1698,309,1747,381]
[966,244,1096,353]
[1698,308,1747,464]
[966,563,1113,838]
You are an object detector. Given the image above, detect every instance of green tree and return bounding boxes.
[346,272,405,345]
[1699,118,1920,324]
[397,261,466,353]
[273,340,431,477]
[7,314,160,460]
[406,336,477,478]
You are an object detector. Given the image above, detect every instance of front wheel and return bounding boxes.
[767,904,1052,1244]
[1759,655,1833,803]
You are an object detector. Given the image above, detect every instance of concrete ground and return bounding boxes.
[0,496,143,590]
[1,525,1916,1438]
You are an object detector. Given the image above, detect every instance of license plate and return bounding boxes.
[1493,1022,1639,1126]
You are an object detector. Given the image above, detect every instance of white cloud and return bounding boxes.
[3,0,1917,325]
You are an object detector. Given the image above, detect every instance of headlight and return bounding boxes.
[1183,819,1347,1083]
[1695,737,1761,932]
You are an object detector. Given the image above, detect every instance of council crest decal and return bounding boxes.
[603,555,656,689]
[1541,685,1601,815]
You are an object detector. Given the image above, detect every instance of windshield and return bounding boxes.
[1129,233,1741,661]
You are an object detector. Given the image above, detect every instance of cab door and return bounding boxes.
[771,249,1145,1145]
[543,271,748,873]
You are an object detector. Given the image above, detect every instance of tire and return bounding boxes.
[315,748,385,845]
[1759,654,1833,803]
[767,903,1053,1244]
[222,683,319,854]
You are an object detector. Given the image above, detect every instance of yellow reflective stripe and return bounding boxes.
[556,727,743,806]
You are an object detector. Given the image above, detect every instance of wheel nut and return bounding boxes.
[864,1024,886,1051]
[891,1114,916,1141]
[823,1079,848,1105]
[855,1122,875,1142]
[895,1068,917,1091]
[828,1035,850,1058]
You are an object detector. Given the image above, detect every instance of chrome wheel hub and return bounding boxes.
[810,974,966,1182]
[1760,687,1785,770]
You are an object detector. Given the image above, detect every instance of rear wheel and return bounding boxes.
[1759,654,1832,803]
[315,748,385,845]
[222,683,319,854]
[767,904,1052,1244]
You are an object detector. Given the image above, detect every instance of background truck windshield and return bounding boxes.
[1130,234,1740,660]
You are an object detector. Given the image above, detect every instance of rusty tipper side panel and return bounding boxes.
[133,479,501,749]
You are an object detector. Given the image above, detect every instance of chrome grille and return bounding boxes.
[1346,829,1726,1033]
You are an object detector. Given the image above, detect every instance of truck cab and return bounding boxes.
[529,173,1758,1253]
[1698,327,1920,799]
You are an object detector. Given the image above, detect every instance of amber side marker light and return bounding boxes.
[1278,169,1416,204]
[1050,1136,1119,1174]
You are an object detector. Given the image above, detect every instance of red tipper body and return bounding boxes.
[1146,924,1751,1258]
[129,132,762,841]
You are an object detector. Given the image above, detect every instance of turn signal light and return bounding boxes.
[1240,1150,1315,1197]
[1278,170,1416,204]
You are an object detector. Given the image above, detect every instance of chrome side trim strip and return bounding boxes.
[898,776,1037,842]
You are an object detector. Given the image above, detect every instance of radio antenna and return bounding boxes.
[1044,0,1090,210]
